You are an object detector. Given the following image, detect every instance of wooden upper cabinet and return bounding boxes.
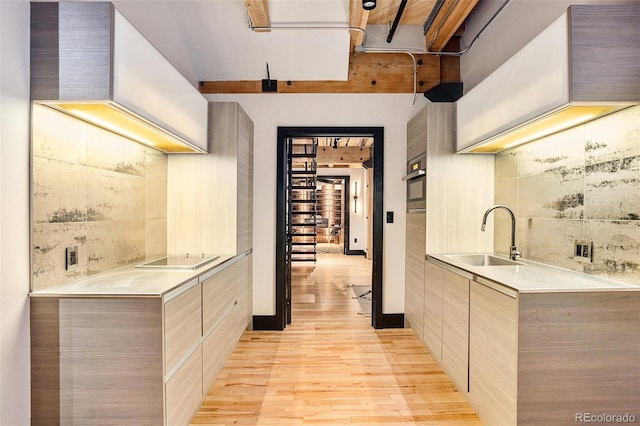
[208,102,254,255]
[168,102,254,255]
[407,105,427,161]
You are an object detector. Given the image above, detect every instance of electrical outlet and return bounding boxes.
[66,246,78,270]
[573,239,593,263]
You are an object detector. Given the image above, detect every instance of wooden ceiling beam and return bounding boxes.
[244,0,270,32]
[199,52,441,94]
[317,146,372,165]
[349,0,369,53]
[424,0,478,52]
[440,36,461,83]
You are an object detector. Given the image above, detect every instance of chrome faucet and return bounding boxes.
[481,205,521,261]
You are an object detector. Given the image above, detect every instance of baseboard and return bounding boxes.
[252,315,282,331]
[346,249,366,256]
[382,313,405,329]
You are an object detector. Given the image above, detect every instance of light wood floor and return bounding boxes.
[192,254,481,425]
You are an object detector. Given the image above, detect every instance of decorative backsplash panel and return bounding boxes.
[31,104,167,291]
[495,105,640,285]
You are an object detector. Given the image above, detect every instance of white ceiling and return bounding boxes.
[110,0,352,85]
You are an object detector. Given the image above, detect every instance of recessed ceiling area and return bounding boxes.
[102,0,480,95]
[111,0,350,82]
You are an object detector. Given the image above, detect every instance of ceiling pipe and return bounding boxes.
[246,0,510,103]
[248,0,508,59]
[249,23,368,46]
[386,0,408,43]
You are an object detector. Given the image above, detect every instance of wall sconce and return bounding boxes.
[353,181,359,213]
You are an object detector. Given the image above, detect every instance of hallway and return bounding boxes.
[191,254,481,425]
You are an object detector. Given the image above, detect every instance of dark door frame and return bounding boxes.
[252,126,403,331]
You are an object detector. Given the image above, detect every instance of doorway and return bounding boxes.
[273,127,386,330]
[316,176,350,256]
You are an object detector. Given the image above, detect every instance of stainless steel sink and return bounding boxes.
[443,254,521,267]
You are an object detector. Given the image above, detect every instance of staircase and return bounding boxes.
[287,139,318,263]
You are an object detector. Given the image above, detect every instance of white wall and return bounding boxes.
[0,1,31,424]
[206,93,424,315]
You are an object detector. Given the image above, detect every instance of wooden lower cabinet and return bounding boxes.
[166,346,203,426]
[404,213,425,342]
[441,269,470,394]
[202,254,252,395]
[422,267,640,426]
[31,253,253,426]
[30,297,164,426]
[423,260,444,362]
[468,280,518,425]
[423,260,470,392]
[164,280,202,375]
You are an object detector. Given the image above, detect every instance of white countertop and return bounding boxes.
[427,253,640,293]
[29,254,235,298]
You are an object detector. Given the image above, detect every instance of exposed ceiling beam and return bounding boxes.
[440,36,461,83]
[244,0,270,32]
[349,0,370,53]
[317,146,372,165]
[199,52,440,94]
[424,0,478,52]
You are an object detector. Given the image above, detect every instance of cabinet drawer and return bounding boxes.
[165,345,202,426]
[441,269,469,393]
[469,280,517,425]
[202,302,243,395]
[423,260,444,362]
[202,265,238,334]
[164,280,201,375]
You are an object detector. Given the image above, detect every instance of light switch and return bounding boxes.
[386,211,394,223]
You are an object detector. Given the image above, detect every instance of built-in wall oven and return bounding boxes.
[402,153,426,212]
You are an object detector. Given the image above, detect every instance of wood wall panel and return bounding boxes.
[236,107,254,254]
[424,102,494,254]
[168,102,253,256]
[168,103,237,255]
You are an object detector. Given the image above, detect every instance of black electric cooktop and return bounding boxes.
[134,255,219,270]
